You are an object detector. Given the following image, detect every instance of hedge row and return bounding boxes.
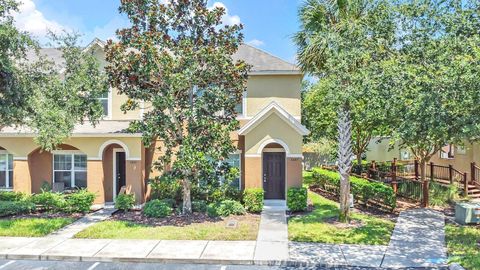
[311,168,396,210]
[0,190,96,216]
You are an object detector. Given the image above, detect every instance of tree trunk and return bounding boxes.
[420,159,429,207]
[337,106,353,223]
[182,179,192,215]
[355,153,362,174]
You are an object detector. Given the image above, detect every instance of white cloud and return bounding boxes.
[246,39,265,47]
[210,2,241,26]
[12,0,66,38]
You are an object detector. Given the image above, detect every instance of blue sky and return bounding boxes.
[13,0,304,65]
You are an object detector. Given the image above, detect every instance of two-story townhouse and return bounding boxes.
[0,39,309,204]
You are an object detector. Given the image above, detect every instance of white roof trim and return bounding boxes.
[0,133,142,138]
[83,38,106,53]
[248,71,303,76]
[238,101,310,136]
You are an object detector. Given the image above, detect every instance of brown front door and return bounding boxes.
[263,152,286,199]
[115,151,126,195]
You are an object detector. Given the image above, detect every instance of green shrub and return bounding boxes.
[143,199,172,218]
[0,191,27,202]
[287,187,308,212]
[65,190,96,213]
[115,194,135,212]
[429,183,458,207]
[32,191,66,212]
[40,181,51,192]
[159,198,176,208]
[311,168,396,210]
[0,201,35,216]
[149,175,182,202]
[207,200,246,217]
[243,188,264,213]
[192,200,207,213]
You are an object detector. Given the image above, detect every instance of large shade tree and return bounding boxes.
[295,0,395,221]
[389,0,480,206]
[105,0,249,214]
[1,0,109,151]
[303,76,392,171]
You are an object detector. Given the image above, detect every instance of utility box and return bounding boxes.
[455,202,480,225]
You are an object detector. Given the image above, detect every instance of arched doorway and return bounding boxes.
[261,142,287,200]
[100,141,128,202]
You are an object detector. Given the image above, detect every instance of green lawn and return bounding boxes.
[75,215,260,240]
[446,224,480,270]
[288,191,395,245]
[0,218,75,237]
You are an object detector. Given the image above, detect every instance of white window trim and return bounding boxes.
[52,151,87,188]
[0,150,13,189]
[242,91,247,118]
[97,88,112,120]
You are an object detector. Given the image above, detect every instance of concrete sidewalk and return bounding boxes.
[0,208,449,268]
[0,237,396,267]
[254,200,289,262]
[0,238,272,265]
[382,209,447,268]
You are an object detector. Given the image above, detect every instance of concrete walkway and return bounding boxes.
[382,208,447,268]
[290,242,388,267]
[254,200,289,262]
[0,208,449,267]
[47,208,117,239]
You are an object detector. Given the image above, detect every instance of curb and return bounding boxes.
[1,253,451,269]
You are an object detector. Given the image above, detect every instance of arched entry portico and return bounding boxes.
[101,142,128,202]
[259,139,288,200]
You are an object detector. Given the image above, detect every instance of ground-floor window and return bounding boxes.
[53,153,87,189]
[0,152,13,189]
[226,153,241,189]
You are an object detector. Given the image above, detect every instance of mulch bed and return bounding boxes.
[309,186,399,221]
[1,212,84,220]
[110,210,260,227]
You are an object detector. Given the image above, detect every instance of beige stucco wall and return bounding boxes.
[429,142,476,174]
[245,74,302,118]
[0,137,142,160]
[366,139,402,162]
[91,45,143,121]
[244,112,303,155]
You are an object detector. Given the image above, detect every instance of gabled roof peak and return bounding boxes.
[238,101,309,136]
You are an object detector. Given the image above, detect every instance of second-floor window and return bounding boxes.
[235,91,246,116]
[97,92,109,117]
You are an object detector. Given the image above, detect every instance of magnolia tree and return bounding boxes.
[1,0,109,151]
[105,0,249,214]
[389,0,480,206]
[295,0,395,222]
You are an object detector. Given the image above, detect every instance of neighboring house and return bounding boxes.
[0,39,309,204]
[366,137,479,174]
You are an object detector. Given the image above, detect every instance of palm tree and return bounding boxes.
[294,0,369,222]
